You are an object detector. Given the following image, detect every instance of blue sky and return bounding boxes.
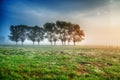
[0,0,120,45]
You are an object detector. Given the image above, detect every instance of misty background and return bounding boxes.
[0,0,120,45]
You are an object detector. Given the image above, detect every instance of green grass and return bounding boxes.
[0,45,120,80]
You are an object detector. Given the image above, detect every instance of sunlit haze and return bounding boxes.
[0,0,120,46]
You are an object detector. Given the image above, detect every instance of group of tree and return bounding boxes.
[8,21,85,45]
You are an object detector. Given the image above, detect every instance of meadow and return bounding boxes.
[0,45,120,80]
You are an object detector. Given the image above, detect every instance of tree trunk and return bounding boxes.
[16,41,18,45]
[68,41,70,45]
[64,41,66,45]
[61,41,63,45]
[22,42,23,45]
[74,41,76,46]
[33,41,34,45]
[54,41,56,45]
[38,42,40,45]
[50,41,52,45]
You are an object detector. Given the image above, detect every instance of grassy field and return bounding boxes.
[0,45,120,80]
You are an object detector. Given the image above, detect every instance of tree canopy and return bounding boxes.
[8,21,85,45]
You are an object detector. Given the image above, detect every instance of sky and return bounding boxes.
[0,0,120,45]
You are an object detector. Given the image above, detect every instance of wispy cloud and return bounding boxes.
[1,0,120,45]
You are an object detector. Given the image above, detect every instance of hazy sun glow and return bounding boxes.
[0,0,120,46]
[79,0,120,46]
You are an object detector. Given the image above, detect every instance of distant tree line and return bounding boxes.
[8,21,85,45]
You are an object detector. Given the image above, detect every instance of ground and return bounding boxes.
[0,45,120,80]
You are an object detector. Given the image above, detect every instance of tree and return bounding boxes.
[8,21,85,45]
[52,33,58,45]
[36,26,44,45]
[27,26,38,45]
[8,25,20,45]
[56,21,68,45]
[44,22,58,45]
[67,22,73,45]
[72,24,85,45]
[17,25,27,45]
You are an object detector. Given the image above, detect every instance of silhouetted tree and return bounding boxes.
[56,21,68,45]
[27,26,38,45]
[56,21,84,45]
[8,21,85,45]
[36,26,44,45]
[8,25,20,45]
[53,33,59,45]
[18,25,27,45]
[44,22,58,45]
[72,24,84,45]
[67,22,73,45]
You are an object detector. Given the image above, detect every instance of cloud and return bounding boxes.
[23,0,109,13]
[1,0,120,45]
[4,0,110,14]
[4,0,109,26]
